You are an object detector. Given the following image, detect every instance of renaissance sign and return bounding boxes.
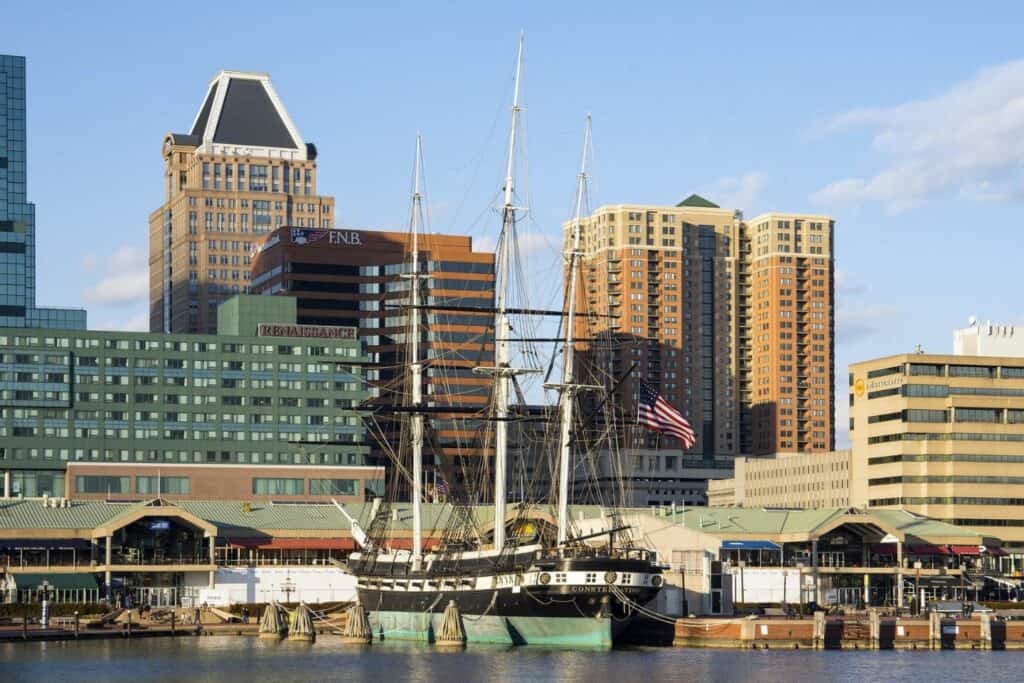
[257,323,356,340]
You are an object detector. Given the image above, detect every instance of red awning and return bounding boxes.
[986,546,1008,557]
[908,544,950,555]
[228,538,355,550]
[950,545,981,556]
[870,544,897,555]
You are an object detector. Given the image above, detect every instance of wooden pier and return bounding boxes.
[667,611,1024,650]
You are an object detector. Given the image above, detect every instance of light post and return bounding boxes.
[39,580,53,629]
[914,560,922,616]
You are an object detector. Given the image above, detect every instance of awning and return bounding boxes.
[908,544,950,555]
[985,546,1008,557]
[228,538,355,551]
[720,540,781,551]
[10,573,99,591]
[950,545,981,556]
[0,539,92,551]
[870,544,898,555]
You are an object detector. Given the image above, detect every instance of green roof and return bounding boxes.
[0,500,996,545]
[676,194,719,208]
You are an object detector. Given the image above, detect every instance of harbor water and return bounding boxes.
[2,636,1021,682]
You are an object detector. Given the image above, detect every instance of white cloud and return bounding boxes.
[94,310,149,332]
[701,171,767,210]
[836,304,898,344]
[475,230,556,259]
[83,245,148,307]
[813,60,1024,210]
[834,268,866,296]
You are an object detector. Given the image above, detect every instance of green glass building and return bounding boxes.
[0,296,371,498]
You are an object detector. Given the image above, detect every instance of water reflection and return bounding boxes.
[1,636,1021,683]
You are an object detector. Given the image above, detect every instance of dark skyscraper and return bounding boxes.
[0,54,85,329]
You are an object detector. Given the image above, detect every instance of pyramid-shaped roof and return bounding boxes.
[676,194,720,208]
[173,70,311,159]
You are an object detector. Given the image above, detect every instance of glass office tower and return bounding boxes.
[0,55,85,329]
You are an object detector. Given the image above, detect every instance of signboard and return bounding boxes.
[257,323,356,340]
[291,228,362,247]
[149,520,170,531]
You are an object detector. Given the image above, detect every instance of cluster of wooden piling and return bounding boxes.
[672,611,1024,650]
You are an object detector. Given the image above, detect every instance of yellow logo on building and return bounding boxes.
[854,378,865,397]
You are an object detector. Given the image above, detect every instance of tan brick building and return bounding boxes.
[567,195,834,459]
[850,353,1024,547]
[705,450,853,508]
[149,70,335,334]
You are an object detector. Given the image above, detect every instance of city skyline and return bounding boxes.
[8,3,1024,448]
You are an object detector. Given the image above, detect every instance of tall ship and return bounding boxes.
[341,35,664,648]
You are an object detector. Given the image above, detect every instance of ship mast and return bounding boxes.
[553,116,592,545]
[490,32,524,553]
[407,134,426,567]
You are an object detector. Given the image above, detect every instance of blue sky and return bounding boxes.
[8,1,1024,446]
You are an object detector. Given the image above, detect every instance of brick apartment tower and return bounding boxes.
[149,70,335,333]
[568,195,834,457]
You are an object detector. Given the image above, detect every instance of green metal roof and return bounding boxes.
[676,194,720,208]
[0,500,995,545]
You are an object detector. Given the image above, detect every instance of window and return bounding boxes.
[909,363,944,376]
[949,364,994,378]
[136,476,190,495]
[252,478,304,496]
[308,478,358,496]
[76,476,130,494]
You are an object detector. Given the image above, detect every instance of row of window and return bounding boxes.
[1,447,366,466]
[869,432,1024,444]
[869,475,1024,486]
[73,475,372,496]
[869,454,1024,465]
[871,496,1024,506]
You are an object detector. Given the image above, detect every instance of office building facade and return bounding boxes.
[0,296,376,501]
[568,196,834,459]
[251,226,495,480]
[149,70,335,334]
[0,55,85,329]
[850,353,1024,546]
[704,450,853,508]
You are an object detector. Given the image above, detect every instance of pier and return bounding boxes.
[665,611,1024,650]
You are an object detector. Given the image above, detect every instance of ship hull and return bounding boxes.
[369,609,617,648]
[354,555,661,648]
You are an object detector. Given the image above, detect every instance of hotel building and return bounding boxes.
[0,55,85,329]
[250,226,495,483]
[849,353,1024,547]
[148,70,335,334]
[567,195,834,460]
[0,295,379,502]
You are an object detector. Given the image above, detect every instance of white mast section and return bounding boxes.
[407,134,426,566]
[555,116,591,545]
[492,32,524,553]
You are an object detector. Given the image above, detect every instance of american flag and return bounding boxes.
[637,381,696,449]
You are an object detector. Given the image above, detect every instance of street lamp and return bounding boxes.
[914,560,923,615]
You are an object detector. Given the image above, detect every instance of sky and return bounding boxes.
[7,1,1024,448]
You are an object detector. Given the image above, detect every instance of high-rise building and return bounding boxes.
[0,55,85,330]
[250,226,495,484]
[0,295,377,502]
[568,195,834,460]
[849,353,1024,547]
[746,211,835,454]
[149,70,335,334]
